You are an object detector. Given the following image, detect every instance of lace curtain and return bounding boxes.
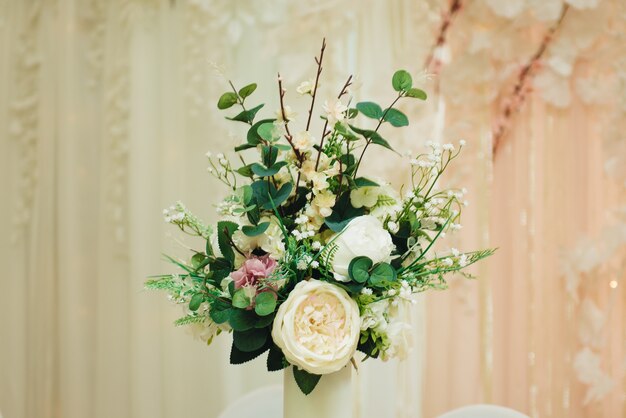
[1,1,624,418]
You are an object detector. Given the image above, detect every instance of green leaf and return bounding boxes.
[293,368,322,395]
[354,177,379,188]
[255,313,275,328]
[383,108,409,127]
[210,307,232,324]
[229,308,257,332]
[324,193,365,232]
[217,221,239,265]
[392,70,412,92]
[257,122,276,142]
[230,340,270,365]
[370,133,396,153]
[232,289,251,309]
[234,143,258,152]
[267,345,287,372]
[247,118,275,145]
[356,102,383,119]
[334,122,359,141]
[218,92,238,109]
[346,108,359,119]
[250,161,287,177]
[266,182,293,210]
[241,185,253,205]
[406,87,427,100]
[369,262,397,287]
[236,164,254,177]
[254,292,277,316]
[233,328,268,352]
[348,256,373,283]
[261,145,278,167]
[241,222,270,237]
[227,104,264,124]
[189,293,204,311]
[238,83,257,99]
[191,252,206,268]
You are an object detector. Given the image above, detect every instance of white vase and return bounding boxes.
[283,366,354,418]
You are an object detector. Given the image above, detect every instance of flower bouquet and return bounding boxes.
[147,40,493,413]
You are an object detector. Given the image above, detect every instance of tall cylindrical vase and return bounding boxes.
[283,366,354,418]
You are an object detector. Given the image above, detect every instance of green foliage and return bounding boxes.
[238,83,257,99]
[188,293,204,311]
[348,256,373,283]
[392,70,412,92]
[324,193,365,232]
[228,308,257,331]
[254,292,277,316]
[293,367,322,395]
[383,108,409,127]
[217,92,238,109]
[227,104,264,124]
[232,289,251,309]
[356,101,383,119]
[173,315,206,327]
[233,328,268,352]
[267,345,287,371]
[241,222,270,237]
[406,87,427,100]
[230,339,270,365]
[217,221,239,265]
[369,262,397,287]
[353,177,379,188]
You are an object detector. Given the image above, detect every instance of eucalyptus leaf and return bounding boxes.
[254,292,277,316]
[356,101,383,119]
[368,262,397,287]
[188,293,204,311]
[217,92,238,109]
[348,256,373,283]
[405,87,427,100]
[392,70,412,92]
[210,307,231,324]
[227,104,264,124]
[257,122,276,142]
[353,177,379,188]
[238,83,257,99]
[247,118,275,145]
[241,222,270,237]
[383,108,409,127]
[217,221,239,265]
[232,289,251,309]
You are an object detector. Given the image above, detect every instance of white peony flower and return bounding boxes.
[271,280,360,374]
[330,215,395,282]
[323,99,348,125]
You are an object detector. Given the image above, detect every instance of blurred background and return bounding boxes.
[1,0,625,417]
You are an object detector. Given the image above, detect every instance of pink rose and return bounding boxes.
[231,255,278,306]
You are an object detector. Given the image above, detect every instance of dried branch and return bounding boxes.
[306,38,326,131]
[492,5,570,157]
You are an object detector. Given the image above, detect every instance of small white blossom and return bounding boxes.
[387,221,399,233]
[323,99,348,125]
[451,248,460,257]
[216,153,224,159]
[442,143,455,151]
[387,289,397,296]
[310,260,319,269]
[296,79,316,95]
[205,151,212,158]
[361,287,373,295]
[459,139,466,146]
[311,241,321,251]
[459,254,468,267]
[442,258,453,267]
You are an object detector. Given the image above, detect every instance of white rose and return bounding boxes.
[330,215,394,282]
[271,280,360,375]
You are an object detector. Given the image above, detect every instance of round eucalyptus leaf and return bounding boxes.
[348,256,373,283]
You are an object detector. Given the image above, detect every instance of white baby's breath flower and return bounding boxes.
[361,287,373,296]
[323,99,348,125]
[387,221,399,233]
[459,139,466,146]
[311,241,322,251]
[459,254,468,267]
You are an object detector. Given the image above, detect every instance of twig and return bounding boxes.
[424,0,464,73]
[277,73,303,163]
[491,5,570,156]
[314,75,353,170]
[306,38,326,131]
